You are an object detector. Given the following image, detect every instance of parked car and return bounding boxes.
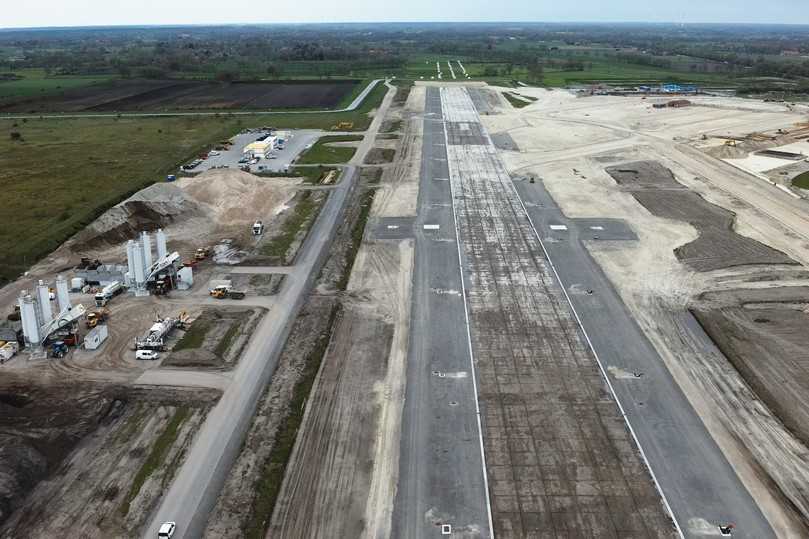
[135,349,160,360]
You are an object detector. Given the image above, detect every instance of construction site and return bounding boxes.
[3,69,809,539]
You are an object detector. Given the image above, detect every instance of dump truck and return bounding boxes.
[252,221,264,235]
[85,309,110,329]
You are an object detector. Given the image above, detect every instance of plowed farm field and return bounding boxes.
[0,79,358,112]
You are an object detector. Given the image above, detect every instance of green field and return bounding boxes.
[0,69,111,99]
[0,81,389,283]
[296,135,363,165]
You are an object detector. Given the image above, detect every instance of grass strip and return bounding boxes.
[120,406,190,516]
[792,171,809,189]
[214,322,241,358]
[243,304,340,539]
[259,191,321,261]
[172,320,211,351]
[338,186,377,291]
[503,91,533,108]
[296,135,363,165]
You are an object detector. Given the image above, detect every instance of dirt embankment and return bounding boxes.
[606,161,796,272]
[69,168,301,258]
[166,307,264,369]
[0,380,217,537]
[203,171,380,538]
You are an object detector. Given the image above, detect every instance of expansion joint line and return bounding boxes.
[439,87,496,538]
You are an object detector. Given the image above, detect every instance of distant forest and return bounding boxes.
[1,23,809,85]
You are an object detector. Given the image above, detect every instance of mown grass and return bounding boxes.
[792,171,809,189]
[173,320,211,351]
[120,406,190,516]
[243,304,339,539]
[259,191,322,261]
[296,135,363,165]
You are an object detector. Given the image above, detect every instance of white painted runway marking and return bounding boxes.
[549,224,568,231]
[387,225,400,230]
[590,225,605,230]
[423,224,440,230]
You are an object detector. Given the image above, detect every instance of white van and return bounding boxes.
[158,522,176,538]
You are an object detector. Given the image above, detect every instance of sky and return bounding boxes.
[2,0,809,29]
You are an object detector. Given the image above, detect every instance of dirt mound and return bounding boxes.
[178,169,300,226]
[71,169,300,252]
[0,382,115,527]
[72,182,202,251]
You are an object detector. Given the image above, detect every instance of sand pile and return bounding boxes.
[73,183,202,250]
[178,169,300,225]
[71,169,300,252]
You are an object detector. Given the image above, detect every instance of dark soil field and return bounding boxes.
[606,161,796,271]
[0,79,359,113]
[692,287,809,449]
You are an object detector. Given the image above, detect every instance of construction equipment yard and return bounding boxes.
[4,70,809,539]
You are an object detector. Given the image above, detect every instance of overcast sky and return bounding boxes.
[2,0,809,29]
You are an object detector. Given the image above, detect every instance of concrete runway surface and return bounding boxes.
[394,85,773,539]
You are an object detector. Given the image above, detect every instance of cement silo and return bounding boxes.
[156,229,168,259]
[142,231,153,272]
[19,292,40,346]
[55,275,71,313]
[36,280,52,326]
[126,240,136,286]
[133,243,146,286]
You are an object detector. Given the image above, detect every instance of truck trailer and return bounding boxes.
[95,281,124,307]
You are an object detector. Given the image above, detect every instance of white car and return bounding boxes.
[158,521,176,538]
[208,150,220,156]
[136,349,160,360]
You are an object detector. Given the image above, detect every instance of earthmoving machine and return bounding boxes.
[332,121,353,130]
[252,221,264,235]
[209,283,245,300]
[85,309,110,329]
[195,247,211,261]
[50,341,68,359]
[0,341,19,362]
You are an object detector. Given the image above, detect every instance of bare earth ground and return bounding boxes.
[203,87,409,535]
[266,88,418,539]
[0,382,216,537]
[479,86,809,535]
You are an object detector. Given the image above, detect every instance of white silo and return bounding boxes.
[19,292,40,346]
[142,231,153,273]
[126,240,136,286]
[55,275,71,313]
[133,243,146,286]
[156,228,168,259]
[36,280,53,326]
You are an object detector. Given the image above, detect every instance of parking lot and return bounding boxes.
[184,129,325,174]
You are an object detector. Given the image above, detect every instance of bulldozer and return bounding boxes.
[85,309,110,329]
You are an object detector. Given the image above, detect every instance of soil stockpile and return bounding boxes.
[71,169,300,252]
[606,161,796,271]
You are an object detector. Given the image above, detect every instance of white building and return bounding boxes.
[243,137,277,159]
